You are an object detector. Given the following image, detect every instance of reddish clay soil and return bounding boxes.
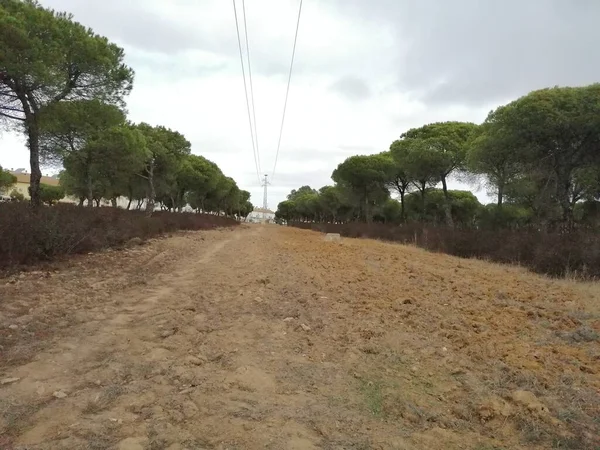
[0,225,598,449]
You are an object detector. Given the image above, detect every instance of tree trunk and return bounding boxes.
[78,197,84,207]
[146,162,155,216]
[556,168,574,229]
[111,197,117,208]
[26,120,42,207]
[497,183,504,208]
[95,198,101,207]
[126,198,132,210]
[420,181,427,221]
[400,190,406,222]
[440,176,454,228]
[86,169,93,208]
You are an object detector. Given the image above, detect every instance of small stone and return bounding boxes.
[8,324,18,330]
[442,347,448,352]
[53,390,68,399]
[1,377,20,385]
[283,317,295,322]
[300,323,311,332]
[410,366,418,373]
[324,233,341,242]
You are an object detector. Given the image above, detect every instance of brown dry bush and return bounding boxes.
[0,203,238,270]
[291,222,600,278]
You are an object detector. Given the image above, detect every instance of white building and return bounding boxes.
[245,207,275,223]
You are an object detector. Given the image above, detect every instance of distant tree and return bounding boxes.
[275,200,297,222]
[467,108,525,207]
[38,183,65,205]
[400,121,477,226]
[88,126,148,207]
[135,124,191,214]
[381,198,403,224]
[9,189,25,202]
[182,155,222,212]
[398,140,440,221]
[0,0,133,206]
[0,166,16,193]
[287,186,318,201]
[332,154,394,223]
[386,145,413,221]
[404,189,481,226]
[39,100,138,207]
[318,185,344,222]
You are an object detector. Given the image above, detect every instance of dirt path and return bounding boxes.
[1,225,599,449]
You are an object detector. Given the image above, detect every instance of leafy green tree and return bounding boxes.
[0,165,16,194]
[332,154,394,223]
[318,185,344,222]
[39,100,135,206]
[381,198,403,224]
[135,124,191,214]
[404,189,481,226]
[499,85,600,225]
[467,107,524,207]
[288,186,318,201]
[88,125,148,206]
[400,121,477,226]
[38,183,64,205]
[276,200,297,222]
[180,155,221,212]
[478,204,533,230]
[0,0,133,206]
[9,189,25,202]
[395,140,440,221]
[384,148,411,221]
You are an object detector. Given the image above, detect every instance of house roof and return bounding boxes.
[11,172,60,187]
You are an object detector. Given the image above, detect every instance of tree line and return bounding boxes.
[0,0,253,217]
[276,84,600,230]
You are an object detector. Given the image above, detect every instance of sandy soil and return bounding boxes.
[0,225,599,450]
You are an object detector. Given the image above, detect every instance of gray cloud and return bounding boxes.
[330,76,371,100]
[44,0,235,55]
[327,0,600,106]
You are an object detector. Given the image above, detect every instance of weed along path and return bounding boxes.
[1,225,599,449]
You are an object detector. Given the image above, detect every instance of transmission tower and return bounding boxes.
[261,174,270,220]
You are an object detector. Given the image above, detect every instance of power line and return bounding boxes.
[271,0,303,180]
[241,0,261,176]
[232,0,261,184]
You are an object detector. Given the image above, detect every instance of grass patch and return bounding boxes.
[359,380,384,417]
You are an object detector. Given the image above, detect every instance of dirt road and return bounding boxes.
[1,225,599,449]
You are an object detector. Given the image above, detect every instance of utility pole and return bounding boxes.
[261,174,270,222]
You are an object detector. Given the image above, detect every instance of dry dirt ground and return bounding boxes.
[0,225,599,450]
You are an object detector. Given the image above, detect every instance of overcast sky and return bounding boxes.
[2,0,599,208]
